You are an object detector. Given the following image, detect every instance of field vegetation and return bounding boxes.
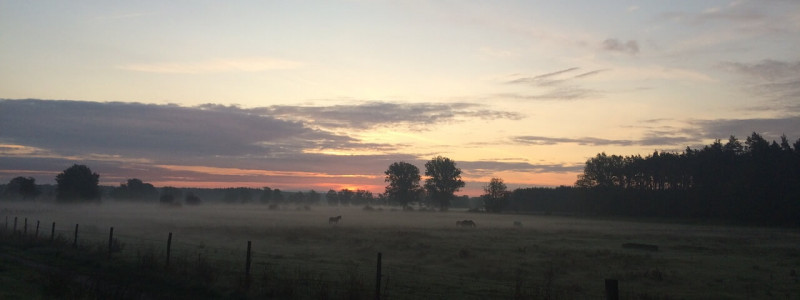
[2,201,798,299]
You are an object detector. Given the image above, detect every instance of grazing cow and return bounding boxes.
[329,215,342,224]
[456,220,476,227]
[513,221,523,227]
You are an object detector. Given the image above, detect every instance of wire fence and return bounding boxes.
[1,214,609,299]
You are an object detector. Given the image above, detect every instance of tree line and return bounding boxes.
[0,156,485,210]
[511,132,800,226]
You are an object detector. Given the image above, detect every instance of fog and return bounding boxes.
[3,201,798,299]
[3,201,787,244]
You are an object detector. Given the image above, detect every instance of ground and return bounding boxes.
[1,202,798,299]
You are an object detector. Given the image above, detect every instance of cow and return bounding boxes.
[456,220,476,227]
[329,215,342,224]
[513,221,523,227]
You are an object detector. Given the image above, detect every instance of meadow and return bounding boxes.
[2,202,799,299]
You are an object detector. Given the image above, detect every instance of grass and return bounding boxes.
[1,202,799,299]
[0,251,45,299]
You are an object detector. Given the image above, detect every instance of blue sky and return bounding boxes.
[1,1,799,195]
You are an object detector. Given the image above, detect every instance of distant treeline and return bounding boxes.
[511,132,800,226]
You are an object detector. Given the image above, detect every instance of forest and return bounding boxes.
[512,132,800,226]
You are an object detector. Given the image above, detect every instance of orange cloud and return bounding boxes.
[154,164,379,179]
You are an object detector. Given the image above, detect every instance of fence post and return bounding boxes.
[245,240,252,289]
[50,222,55,242]
[375,252,382,300]
[166,232,172,268]
[4,216,7,230]
[605,279,619,300]
[108,227,114,258]
[73,224,79,248]
[13,217,17,234]
[244,241,253,288]
[35,220,40,239]
[24,218,27,236]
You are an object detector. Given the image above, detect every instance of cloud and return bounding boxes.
[659,1,799,55]
[503,67,606,101]
[663,3,767,26]
[458,160,583,175]
[689,116,800,141]
[722,59,800,82]
[118,57,303,74]
[513,136,635,146]
[0,99,382,160]
[512,116,800,151]
[498,87,600,101]
[720,59,800,110]
[0,154,400,190]
[0,99,527,192]
[506,67,579,86]
[513,132,698,148]
[636,135,699,146]
[601,38,639,55]
[574,69,610,78]
[204,101,524,130]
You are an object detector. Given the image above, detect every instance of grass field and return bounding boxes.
[1,202,799,299]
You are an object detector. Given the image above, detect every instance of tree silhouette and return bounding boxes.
[326,189,339,206]
[424,156,465,211]
[352,189,374,206]
[337,189,354,206]
[3,177,40,201]
[482,177,509,212]
[110,178,158,201]
[160,186,183,204]
[260,187,273,203]
[306,189,320,205]
[272,189,284,203]
[184,192,201,205]
[384,161,422,209]
[223,187,254,203]
[288,191,305,204]
[56,164,100,203]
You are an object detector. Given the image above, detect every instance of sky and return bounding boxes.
[1,1,799,196]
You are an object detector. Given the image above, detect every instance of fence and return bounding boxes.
[2,214,624,299]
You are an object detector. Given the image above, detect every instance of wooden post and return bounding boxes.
[23,218,27,236]
[375,252,382,300]
[108,227,114,258]
[245,241,252,289]
[166,232,172,268]
[73,224,79,248]
[50,222,55,242]
[13,217,17,233]
[605,279,619,300]
[4,216,7,230]
[35,220,40,239]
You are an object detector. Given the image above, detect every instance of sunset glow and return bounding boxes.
[1,1,799,196]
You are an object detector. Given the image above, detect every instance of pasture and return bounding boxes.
[2,202,799,299]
